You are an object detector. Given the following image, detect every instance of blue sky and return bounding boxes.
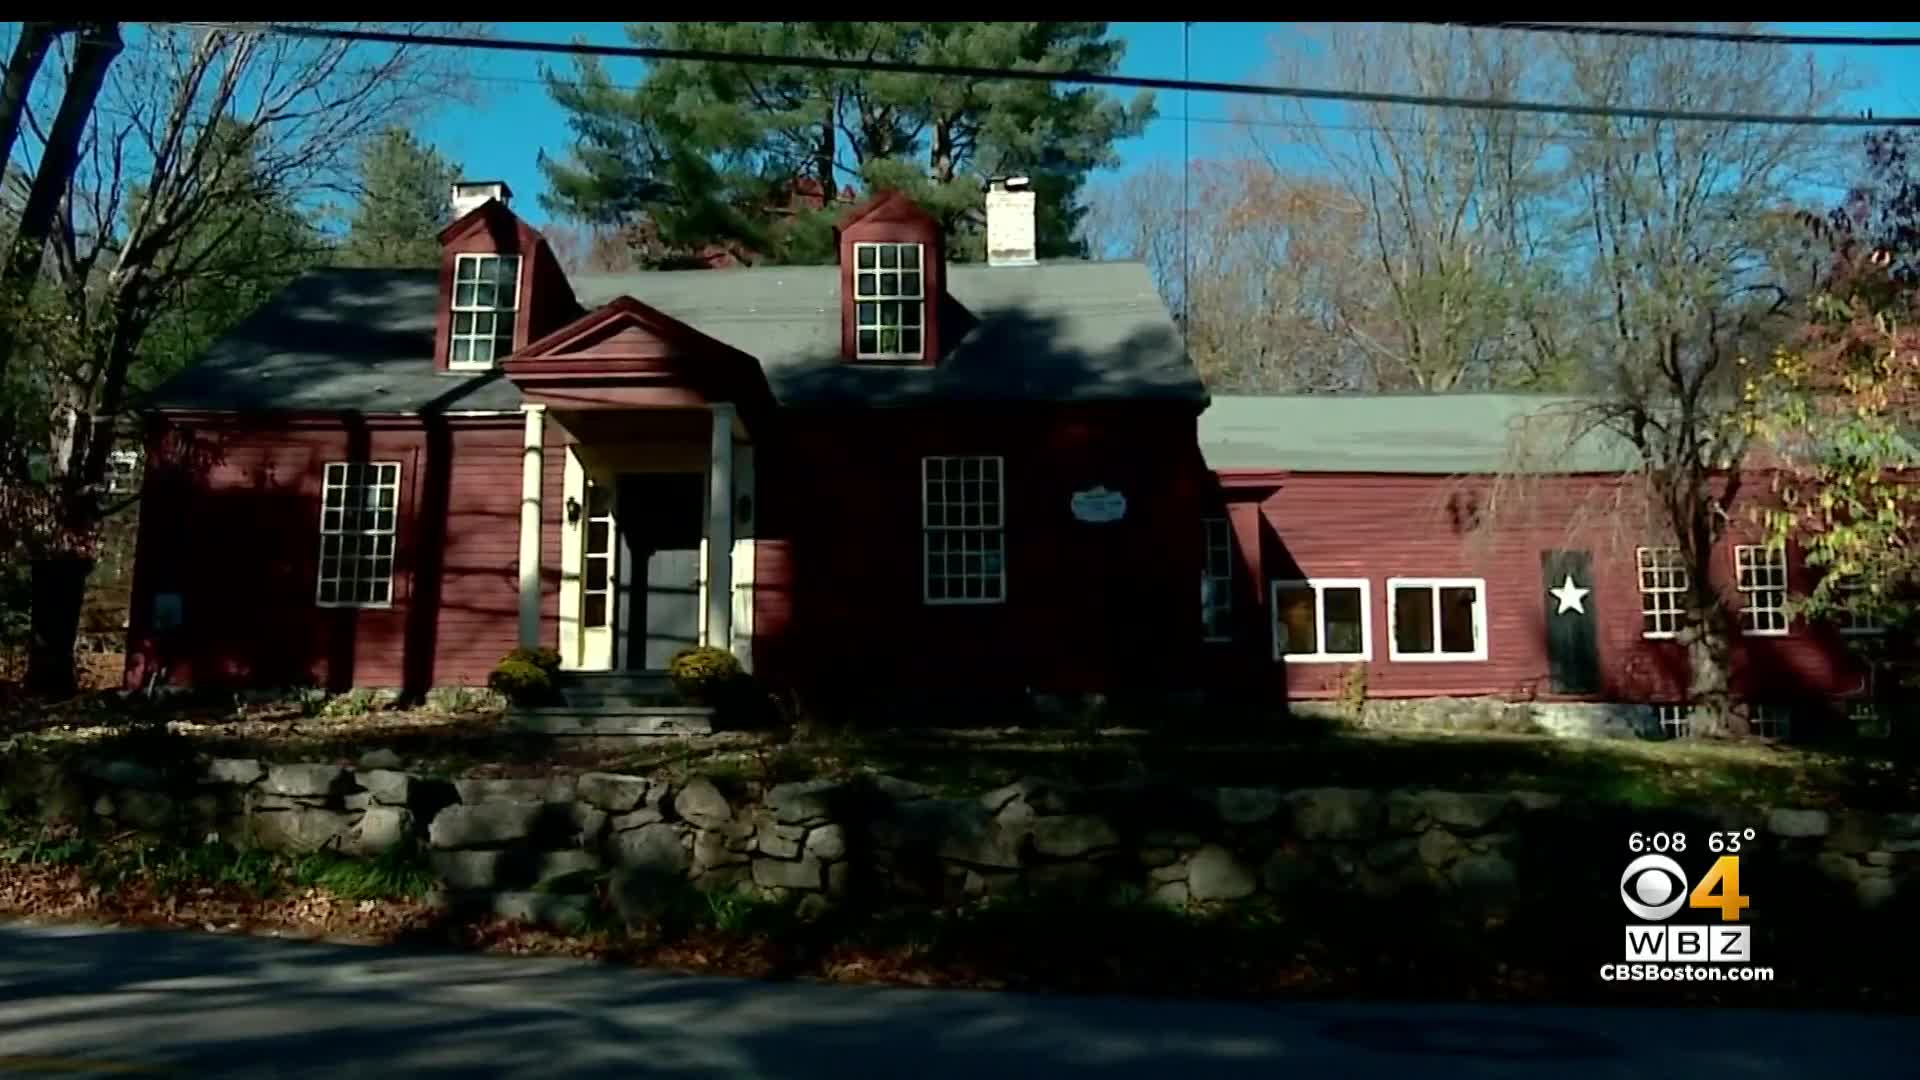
[5,22,1918,225]
[424,21,1920,225]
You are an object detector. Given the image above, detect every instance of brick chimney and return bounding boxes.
[450,180,512,221]
[985,176,1037,267]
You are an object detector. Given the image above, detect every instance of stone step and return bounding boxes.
[556,671,675,692]
[555,689,682,708]
[508,706,714,737]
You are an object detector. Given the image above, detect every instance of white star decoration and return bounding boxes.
[1550,574,1590,615]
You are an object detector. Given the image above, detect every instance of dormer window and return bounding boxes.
[853,242,924,361]
[449,253,522,369]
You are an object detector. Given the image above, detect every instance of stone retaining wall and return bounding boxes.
[1292,697,1678,739]
[7,751,1916,926]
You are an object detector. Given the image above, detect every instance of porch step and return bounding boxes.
[507,705,714,737]
[552,671,679,709]
[515,671,710,737]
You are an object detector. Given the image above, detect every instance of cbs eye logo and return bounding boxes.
[1620,853,1750,922]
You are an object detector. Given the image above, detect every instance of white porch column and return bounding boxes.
[518,403,548,648]
[705,402,736,650]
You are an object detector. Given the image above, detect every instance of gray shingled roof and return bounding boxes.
[143,261,1200,414]
[1199,394,1642,474]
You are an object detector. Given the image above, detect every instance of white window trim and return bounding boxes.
[1749,702,1793,739]
[852,241,927,362]
[1270,578,1372,663]
[1202,516,1234,642]
[448,253,523,371]
[1734,543,1790,638]
[1654,703,1692,739]
[1636,545,1687,641]
[315,461,401,610]
[1833,576,1888,636]
[1386,576,1489,663]
[922,455,1006,606]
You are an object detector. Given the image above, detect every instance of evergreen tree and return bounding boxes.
[339,127,461,268]
[539,22,1152,265]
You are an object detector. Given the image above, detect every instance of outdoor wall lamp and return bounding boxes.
[565,496,582,524]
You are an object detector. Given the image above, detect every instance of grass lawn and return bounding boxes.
[716,726,1920,810]
[5,678,1917,811]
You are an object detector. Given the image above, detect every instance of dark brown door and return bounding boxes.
[615,473,706,670]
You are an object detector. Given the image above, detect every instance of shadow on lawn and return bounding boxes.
[9,683,1920,812]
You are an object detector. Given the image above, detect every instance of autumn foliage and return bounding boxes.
[1753,132,1920,668]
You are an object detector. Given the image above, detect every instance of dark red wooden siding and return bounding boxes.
[124,415,565,692]
[1203,472,1869,703]
[752,403,1206,694]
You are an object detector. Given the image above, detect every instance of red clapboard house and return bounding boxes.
[1196,395,1884,737]
[124,180,1210,704]
[124,181,1879,735]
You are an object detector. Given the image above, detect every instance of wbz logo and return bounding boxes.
[1620,853,1754,964]
[1624,924,1752,963]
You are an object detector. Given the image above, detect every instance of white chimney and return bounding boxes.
[450,180,512,220]
[985,176,1036,267]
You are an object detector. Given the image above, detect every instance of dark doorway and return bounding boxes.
[615,473,705,670]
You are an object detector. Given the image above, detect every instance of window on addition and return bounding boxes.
[854,242,925,360]
[1636,546,1687,639]
[449,254,521,370]
[1748,703,1792,740]
[1734,543,1788,636]
[316,462,400,608]
[1201,517,1233,641]
[1832,576,1887,635]
[1271,579,1371,662]
[1387,578,1486,662]
[1653,704,1692,739]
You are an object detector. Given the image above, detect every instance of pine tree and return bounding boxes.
[339,128,462,268]
[539,22,1153,266]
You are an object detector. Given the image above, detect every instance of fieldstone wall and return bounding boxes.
[1292,697,1658,739]
[9,751,1917,927]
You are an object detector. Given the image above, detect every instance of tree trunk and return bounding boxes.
[931,116,955,184]
[0,22,120,318]
[26,553,91,697]
[816,107,836,209]
[0,23,68,181]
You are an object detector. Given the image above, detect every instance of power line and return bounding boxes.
[1414,21,1920,48]
[144,20,1920,130]
[103,36,1883,157]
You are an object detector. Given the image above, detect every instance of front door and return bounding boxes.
[615,473,705,670]
[1543,548,1600,694]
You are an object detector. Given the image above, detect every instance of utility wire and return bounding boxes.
[143,20,1920,129]
[1414,21,1920,48]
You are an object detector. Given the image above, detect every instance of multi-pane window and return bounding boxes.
[1735,543,1788,636]
[1654,704,1692,739]
[582,482,615,629]
[1851,700,1891,740]
[923,456,1004,604]
[316,462,400,608]
[107,449,140,493]
[853,242,925,360]
[1833,576,1887,635]
[449,253,521,369]
[1271,579,1371,662]
[1201,517,1233,641]
[1636,546,1687,639]
[1387,578,1487,661]
[1749,703,1792,740]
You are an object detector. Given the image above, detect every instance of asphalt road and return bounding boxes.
[0,921,1912,1079]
